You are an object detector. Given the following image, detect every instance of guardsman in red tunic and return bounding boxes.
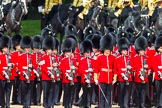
[10,34,22,105]
[115,37,133,108]
[0,36,14,108]
[41,36,56,108]
[18,36,34,108]
[133,36,151,108]
[31,35,42,105]
[91,34,101,105]
[95,34,117,108]
[52,38,62,106]
[60,38,78,108]
[152,36,162,108]
[79,39,95,108]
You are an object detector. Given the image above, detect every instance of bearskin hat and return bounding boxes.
[117,30,129,39]
[32,35,42,49]
[83,26,96,39]
[135,36,148,52]
[100,34,114,51]
[91,34,101,49]
[20,36,32,49]
[66,34,78,45]
[64,24,77,37]
[155,36,162,52]
[105,26,117,34]
[42,36,55,50]
[62,38,76,53]
[41,25,55,38]
[11,34,22,50]
[117,37,130,52]
[80,39,92,54]
[0,36,11,50]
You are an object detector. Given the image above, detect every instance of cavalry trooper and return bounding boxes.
[95,34,117,108]
[115,37,133,108]
[152,36,162,108]
[148,0,157,17]
[72,0,83,7]
[60,37,78,108]
[108,0,119,10]
[41,36,56,108]
[114,0,134,17]
[10,34,22,105]
[78,39,95,108]
[0,36,14,108]
[18,36,34,108]
[133,36,151,108]
[151,0,162,25]
[31,35,42,106]
[42,0,62,15]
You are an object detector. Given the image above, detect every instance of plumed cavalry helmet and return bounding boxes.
[20,36,32,49]
[80,39,92,54]
[62,38,76,53]
[117,37,130,52]
[83,26,96,39]
[32,35,42,49]
[11,34,22,50]
[64,24,77,37]
[155,36,162,52]
[0,36,11,50]
[42,36,55,50]
[91,34,101,49]
[100,34,114,51]
[134,36,148,52]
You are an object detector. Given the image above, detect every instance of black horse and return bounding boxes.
[4,0,28,35]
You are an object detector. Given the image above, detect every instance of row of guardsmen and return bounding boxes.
[42,0,161,19]
[1,29,162,108]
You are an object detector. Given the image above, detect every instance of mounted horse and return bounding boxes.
[154,8,162,35]
[2,0,28,35]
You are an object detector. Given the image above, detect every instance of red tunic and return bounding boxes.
[133,54,151,83]
[96,54,116,84]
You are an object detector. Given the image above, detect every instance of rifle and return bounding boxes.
[33,54,42,81]
[53,57,61,81]
[25,54,32,83]
[67,60,76,86]
[139,56,147,83]
[84,59,93,87]
[125,56,131,85]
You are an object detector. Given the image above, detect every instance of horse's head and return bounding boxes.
[20,0,28,15]
[67,5,84,24]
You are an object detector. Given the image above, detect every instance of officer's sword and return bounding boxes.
[98,83,109,104]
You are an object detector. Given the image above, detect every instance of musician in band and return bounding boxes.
[0,36,13,108]
[41,36,56,108]
[133,36,151,108]
[60,37,78,108]
[10,34,22,105]
[115,37,133,108]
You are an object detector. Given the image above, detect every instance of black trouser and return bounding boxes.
[52,80,62,105]
[63,83,75,107]
[42,80,55,108]
[135,82,147,108]
[91,83,99,104]
[21,80,33,107]
[99,83,112,108]
[12,76,20,103]
[155,80,162,107]
[0,80,12,107]
[32,79,42,104]
[119,82,131,108]
[80,83,93,107]
[73,76,81,103]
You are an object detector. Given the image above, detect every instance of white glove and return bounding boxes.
[94,79,98,85]
[85,79,90,83]
[140,76,144,81]
[88,68,93,72]
[68,77,73,81]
